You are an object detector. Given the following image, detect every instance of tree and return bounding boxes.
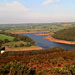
[3,39,10,43]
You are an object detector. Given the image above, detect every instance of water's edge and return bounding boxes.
[20,33,75,50]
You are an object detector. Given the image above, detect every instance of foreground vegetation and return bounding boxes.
[0,61,74,75]
[0,47,75,75]
[53,27,75,41]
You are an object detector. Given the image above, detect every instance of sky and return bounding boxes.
[0,0,75,24]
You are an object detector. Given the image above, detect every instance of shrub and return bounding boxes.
[55,67,60,73]
[58,64,61,67]
[51,58,57,65]
[3,39,10,43]
[20,43,25,47]
[70,65,75,75]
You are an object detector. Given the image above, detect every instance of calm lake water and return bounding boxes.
[20,33,75,50]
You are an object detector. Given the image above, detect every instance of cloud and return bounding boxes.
[0,1,29,12]
[0,1,54,24]
[42,0,60,5]
[0,1,30,24]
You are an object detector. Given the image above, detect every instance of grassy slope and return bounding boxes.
[0,34,14,41]
[0,33,42,50]
[4,41,27,47]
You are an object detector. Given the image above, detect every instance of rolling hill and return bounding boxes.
[52,27,75,41]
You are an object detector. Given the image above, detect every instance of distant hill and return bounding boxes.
[61,24,72,26]
[52,27,75,41]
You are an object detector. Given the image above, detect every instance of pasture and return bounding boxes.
[0,34,14,41]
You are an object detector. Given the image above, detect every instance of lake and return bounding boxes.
[20,33,75,50]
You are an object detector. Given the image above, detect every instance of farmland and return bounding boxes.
[0,23,75,34]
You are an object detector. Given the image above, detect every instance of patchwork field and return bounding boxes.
[3,23,75,33]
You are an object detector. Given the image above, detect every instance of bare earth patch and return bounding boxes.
[61,24,72,26]
[45,36,75,45]
[6,46,42,51]
[36,33,49,35]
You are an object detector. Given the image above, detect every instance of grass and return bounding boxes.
[4,41,41,51]
[8,45,39,49]
[0,34,14,41]
[5,45,41,51]
[4,41,27,48]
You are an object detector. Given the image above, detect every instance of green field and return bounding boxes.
[4,41,27,48]
[4,23,75,33]
[0,34,14,41]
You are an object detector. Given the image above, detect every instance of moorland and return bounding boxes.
[0,47,75,75]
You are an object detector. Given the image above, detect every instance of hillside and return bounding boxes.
[0,47,75,75]
[0,32,42,51]
[0,34,14,41]
[52,27,75,41]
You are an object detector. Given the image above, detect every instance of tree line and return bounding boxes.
[0,32,35,47]
[52,27,75,41]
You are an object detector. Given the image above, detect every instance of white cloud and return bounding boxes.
[42,0,60,5]
[0,1,54,24]
[0,1,29,12]
[0,1,75,24]
[0,1,30,24]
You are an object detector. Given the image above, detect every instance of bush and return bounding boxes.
[3,39,10,43]
[58,64,61,67]
[20,43,25,47]
[51,58,57,65]
[55,67,60,73]
[14,45,18,48]
[70,65,75,75]
[0,62,36,75]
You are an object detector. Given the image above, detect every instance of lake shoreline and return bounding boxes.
[45,36,75,45]
[6,46,43,51]
[36,33,49,35]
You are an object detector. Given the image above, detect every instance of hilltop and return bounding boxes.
[52,27,75,41]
